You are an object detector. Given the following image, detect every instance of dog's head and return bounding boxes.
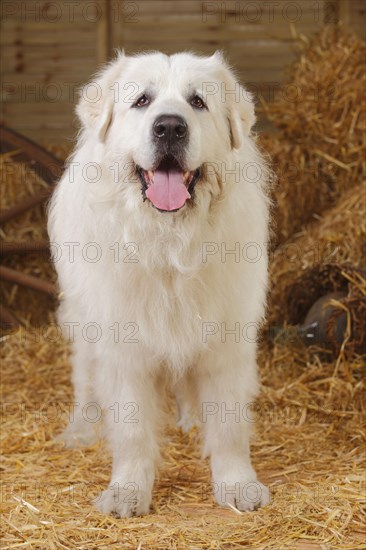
[77,51,256,213]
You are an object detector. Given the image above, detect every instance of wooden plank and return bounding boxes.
[111,16,326,42]
[0,0,104,22]
[111,0,328,17]
[1,57,97,75]
[338,0,350,25]
[348,0,366,39]
[130,7,327,23]
[121,17,322,35]
[2,102,77,129]
[0,26,97,46]
[97,0,111,63]
[2,99,76,114]
[1,69,95,86]
[114,1,210,16]
[5,126,76,143]
[1,18,101,33]
[1,67,94,81]
[1,82,83,103]
[2,42,101,56]
[0,17,93,28]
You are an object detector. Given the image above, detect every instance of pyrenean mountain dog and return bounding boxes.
[48,51,271,517]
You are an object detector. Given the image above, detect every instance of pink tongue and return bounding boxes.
[146,169,190,211]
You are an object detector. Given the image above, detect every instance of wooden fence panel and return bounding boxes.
[0,0,362,144]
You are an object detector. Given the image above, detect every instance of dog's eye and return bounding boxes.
[134,95,150,108]
[190,95,206,110]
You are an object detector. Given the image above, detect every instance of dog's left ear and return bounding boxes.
[212,52,255,150]
[227,86,256,150]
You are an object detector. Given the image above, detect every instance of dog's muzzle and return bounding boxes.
[137,155,201,213]
[136,114,200,212]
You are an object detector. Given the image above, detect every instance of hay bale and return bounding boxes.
[260,26,366,244]
[267,182,366,356]
[0,151,61,328]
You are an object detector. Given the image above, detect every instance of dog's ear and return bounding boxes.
[227,87,255,150]
[76,52,126,142]
[77,84,114,142]
[212,53,255,150]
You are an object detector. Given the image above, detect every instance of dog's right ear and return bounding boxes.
[76,52,126,142]
[76,83,114,142]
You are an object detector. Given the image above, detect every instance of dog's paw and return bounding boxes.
[213,475,270,512]
[94,482,152,517]
[55,423,98,448]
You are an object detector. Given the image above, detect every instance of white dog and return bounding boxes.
[48,51,270,517]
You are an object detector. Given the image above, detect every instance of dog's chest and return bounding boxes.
[124,263,208,358]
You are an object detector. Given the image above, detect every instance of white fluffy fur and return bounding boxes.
[48,51,271,517]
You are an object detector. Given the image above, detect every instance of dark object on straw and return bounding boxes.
[271,264,366,357]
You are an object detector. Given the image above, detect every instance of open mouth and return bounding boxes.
[137,156,201,212]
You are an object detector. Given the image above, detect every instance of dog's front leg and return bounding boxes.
[56,336,100,448]
[197,346,270,512]
[94,353,161,518]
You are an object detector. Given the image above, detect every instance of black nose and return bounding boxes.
[153,115,188,144]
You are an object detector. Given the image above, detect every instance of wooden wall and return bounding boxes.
[1,0,364,144]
